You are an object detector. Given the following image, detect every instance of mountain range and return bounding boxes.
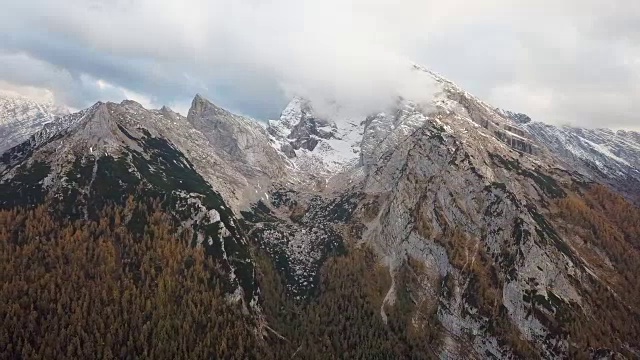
[0,94,68,153]
[1,65,639,359]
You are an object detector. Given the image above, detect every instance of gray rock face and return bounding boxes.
[1,95,289,211]
[0,94,68,153]
[617,129,640,144]
[288,116,333,151]
[524,121,640,203]
[280,142,296,158]
[350,110,580,358]
[498,108,532,124]
[187,94,286,181]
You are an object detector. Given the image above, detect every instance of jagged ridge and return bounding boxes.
[2,65,640,358]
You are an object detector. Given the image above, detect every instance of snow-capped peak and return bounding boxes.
[0,93,69,153]
[266,96,365,177]
[279,96,308,128]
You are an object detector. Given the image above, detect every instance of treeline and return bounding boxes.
[0,203,262,359]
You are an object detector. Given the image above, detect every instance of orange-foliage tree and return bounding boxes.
[0,203,262,359]
[556,185,640,358]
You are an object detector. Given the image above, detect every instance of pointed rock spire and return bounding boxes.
[188,93,233,122]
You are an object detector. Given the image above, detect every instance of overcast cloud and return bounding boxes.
[0,0,638,129]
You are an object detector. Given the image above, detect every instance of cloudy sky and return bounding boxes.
[1,0,638,129]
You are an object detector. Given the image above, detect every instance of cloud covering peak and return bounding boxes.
[1,0,638,129]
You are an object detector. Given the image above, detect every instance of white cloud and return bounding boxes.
[0,80,56,104]
[93,78,156,109]
[0,0,638,128]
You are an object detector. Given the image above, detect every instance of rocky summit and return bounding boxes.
[1,65,640,359]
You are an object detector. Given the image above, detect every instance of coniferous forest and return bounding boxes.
[1,184,640,359]
[0,199,440,359]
